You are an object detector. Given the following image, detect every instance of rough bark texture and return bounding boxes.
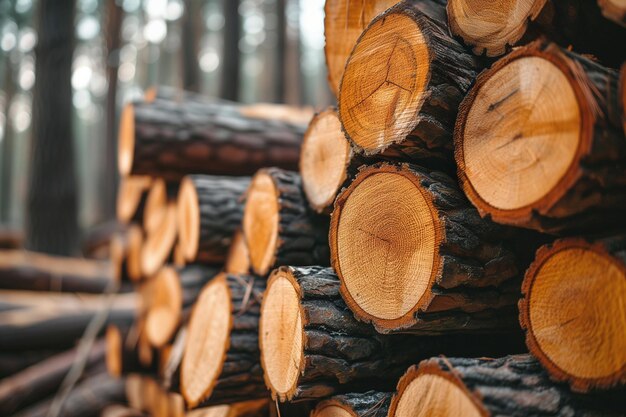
[266,266,524,402]
[0,250,114,293]
[391,355,626,417]
[0,340,105,415]
[187,175,250,263]
[124,99,304,180]
[250,169,329,275]
[339,0,481,168]
[455,41,626,234]
[331,163,540,334]
[314,391,392,417]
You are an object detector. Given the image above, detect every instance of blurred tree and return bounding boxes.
[26,0,79,255]
[275,0,286,102]
[221,0,241,100]
[182,0,201,92]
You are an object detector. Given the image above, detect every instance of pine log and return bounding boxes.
[118,99,305,180]
[330,163,533,334]
[324,0,399,96]
[144,265,219,347]
[181,273,267,408]
[117,175,152,224]
[599,0,626,26]
[455,41,626,234]
[243,168,329,276]
[81,221,124,260]
[186,399,270,417]
[0,250,114,292]
[0,291,136,349]
[141,202,178,277]
[111,225,144,282]
[312,391,392,417]
[388,355,625,417]
[338,0,480,166]
[177,175,250,264]
[519,236,626,392]
[163,326,187,391]
[105,325,157,377]
[101,404,148,417]
[144,178,178,234]
[225,229,250,274]
[13,373,126,417]
[259,266,523,402]
[0,349,59,378]
[0,339,105,415]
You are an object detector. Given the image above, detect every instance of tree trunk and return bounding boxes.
[455,41,626,234]
[181,273,267,408]
[178,175,250,264]
[118,99,305,180]
[0,350,60,379]
[388,355,625,417]
[221,0,241,101]
[243,168,329,276]
[182,0,201,92]
[338,0,480,167]
[26,0,79,255]
[313,391,392,417]
[259,266,524,402]
[0,250,114,293]
[519,235,626,392]
[330,163,536,334]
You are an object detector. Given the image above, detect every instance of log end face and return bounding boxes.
[117,175,151,223]
[181,274,232,408]
[243,170,280,276]
[118,103,136,176]
[260,267,304,401]
[339,10,430,154]
[177,177,201,262]
[127,225,144,281]
[225,229,251,274]
[105,325,123,378]
[330,164,440,330]
[145,267,182,348]
[141,203,178,277]
[300,108,351,213]
[313,402,356,417]
[520,239,626,391]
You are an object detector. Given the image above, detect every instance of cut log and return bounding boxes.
[338,0,480,166]
[324,0,399,96]
[118,99,305,180]
[388,355,625,417]
[0,349,59,379]
[259,266,521,402]
[102,404,147,417]
[177,175,250,264]
[13,373,126,417]
[186,399,269,417]
[163,326,187,391]
[0,339,105,415]
[145,265,219,348]
[300,108,360,214]
[455,41,626,234]
[519,236,626,392]
[110,225,143,282]
[181,273,266,408]
[106,325,154,377]
[312,391,392,417]
[81,221,124,260]
[141,202,178,277]
[0,291,136,349]
[243,168,329,276]
[599,0,626,26]
[144,178,178,235]
[329,163,528,334]
[225,229,250,274]
[0,250,114,292]
[125,374,144,411]
[117,176,152,224]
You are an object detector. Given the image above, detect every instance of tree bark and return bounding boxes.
[389,355,625,417]
[0,350,59,379]
[313,391,392,417]
[26,0,79,255]
[118,99,305,180]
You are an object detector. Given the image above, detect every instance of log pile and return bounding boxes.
[3,0,624,416]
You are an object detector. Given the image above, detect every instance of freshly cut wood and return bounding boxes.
[141,202,178,277]
[388,355,624,417]
[259,266,516,402]
[243,168,329,276]
[338,0,480,166]
[145,265,219,347]
[118,99,305,180]
[447,0,548,56]
[0,250,114,292]
[0,339,105,415]
[186,399,269,417]
[330,163,524,334]
[324,0,399,96]
[117,176,152,223]
[519,236,626,392]
[111,225,143,282]
[102,404,147,417]
[125,374,144,411]
[313,391,392,417]
[455,41,626,234]
[181,273,266,408]
[0,291,136,349]
[163,326,187,390]
[177,175,250,264]
[13,373,126,417]
[225,229,250,274]
[300,108,360,213]
[599,0,626,26]
[144,178,178,234]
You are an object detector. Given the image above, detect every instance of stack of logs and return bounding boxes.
[2,0,625,416]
